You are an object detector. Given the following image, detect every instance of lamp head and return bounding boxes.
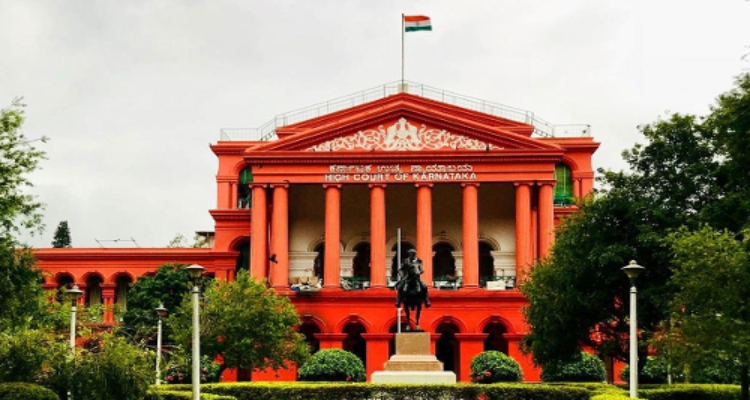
[155,303,168,319]
[185,264,205,282]
[621,260,645,281]
[66,284,83,304]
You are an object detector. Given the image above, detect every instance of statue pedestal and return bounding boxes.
[371,332,457,384]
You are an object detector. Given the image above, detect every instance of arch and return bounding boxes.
[342,321,367,367]
[432,242,457,279]
[114,274,133,311]
[300,315,328,333]
[478,236,500,251]
[483,322,509,354]
[559,156,580,172]
[477,314,517,335]
[431,235,461,251]
[306,237,344,253]
[232,238,250,275]
[85,274,104,307]
[435,321,461,375]
[352,242,371,279]
[298,321,322,355]
[335,314,372,333]
[53,272,75,286]
[430,315,467,333]
[54,273,75,303]
[385,235,416,252]
[108,271,135,285]
[79,271,105,285]
[344,236,370,252]
[228,235,250,252]
[479,242,495,286]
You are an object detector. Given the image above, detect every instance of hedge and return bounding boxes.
[0,382,59,400]
[145,387,236,400]
[638,384,741,400]
[541,352,606,382]
[197,382,591,400]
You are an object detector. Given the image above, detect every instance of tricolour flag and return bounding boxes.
[404,15,432,32]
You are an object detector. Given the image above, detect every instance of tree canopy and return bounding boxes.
[170,270,310,371]
[522,74,750,376]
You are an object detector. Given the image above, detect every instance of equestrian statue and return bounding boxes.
[394,249,431,330]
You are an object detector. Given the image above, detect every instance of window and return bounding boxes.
[554,163,574,206]
[238,167,253,208]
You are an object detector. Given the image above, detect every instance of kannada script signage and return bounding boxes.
[324,164,478,182]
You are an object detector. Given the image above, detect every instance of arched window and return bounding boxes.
[390,242,415,279]
[238,167,253,208]
[114,275,132,311]
[554,163,574,206]
[436,323,460,375]
[432,242,456,279]
[56,274,74,303]
[299,322,321,355]
[483,323,509,354]
[479,242,495,287]
[85,275,103,307]
[352,242,371,280]
[313,243,325,282]
[343,322,367,367]
[234,240,250,275]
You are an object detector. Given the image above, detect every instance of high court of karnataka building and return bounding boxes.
[34,82,599,382]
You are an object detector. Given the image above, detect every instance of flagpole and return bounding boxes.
[401,13,405,89]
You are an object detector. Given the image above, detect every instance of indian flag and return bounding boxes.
[404,15,432,32]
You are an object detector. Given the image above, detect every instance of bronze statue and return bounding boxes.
[395,249,431,330]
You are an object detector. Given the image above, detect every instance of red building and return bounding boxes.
[35,82,599,382]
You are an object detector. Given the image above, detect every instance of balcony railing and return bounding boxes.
[219,81,591,141]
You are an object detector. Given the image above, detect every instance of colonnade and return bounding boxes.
[249,181,556,289]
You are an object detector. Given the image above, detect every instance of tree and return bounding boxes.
[170,270,310,372]
[119,264,193,344]
[522,75,749,376]
[0,98,48,332]
[167,233,208,248]
[665,226,750,400]
[51,221,71,248]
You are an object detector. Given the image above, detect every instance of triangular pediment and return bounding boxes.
[252,93,561,153]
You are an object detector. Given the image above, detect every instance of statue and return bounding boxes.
[394,249,431,330]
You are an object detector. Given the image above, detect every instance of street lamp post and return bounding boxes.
[66,284,83,400]
[155,303,168,385]
[185,264,205,400]
[622,260,645,399]
[66,284,83,351]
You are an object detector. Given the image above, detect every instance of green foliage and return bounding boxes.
[470,350,523,383]
[0,382,58,400]
[163,355,222,384]
[47,334,154,400]
[171,270,309,372]
[120,263,193,343]
[620,356,670,384]
[541,352,606,382]
[144,387,236,400]
[0,329,67,384]
[638,384,741,400]
[297,349,365,382]
[0,97,47,239]
[195,382,591,400]
[51,221,71,248]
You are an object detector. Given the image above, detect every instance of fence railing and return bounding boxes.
[219,81,591,141]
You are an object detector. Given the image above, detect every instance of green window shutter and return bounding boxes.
[239,167,253,184]
[554,164,573,205]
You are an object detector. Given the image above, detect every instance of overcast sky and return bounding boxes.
[3,0,749,248]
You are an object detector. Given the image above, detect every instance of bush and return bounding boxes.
[0,329,67,384]
[47,334,154,400]
[297,349,366,382]
[163,355,223,384]
[542,352,606,382]
[0,382,59,400]
[469,350,523,383]
[620,356,670,384]
[638,383,741,400]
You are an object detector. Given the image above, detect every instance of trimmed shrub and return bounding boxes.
[620,356,670,384]
[542,352,606,382]
[470,350,523,383]
[145,387,236,400]
[0,382,58,400]
[638,383,741,400]
[163,355,223,384]
[298,349,365,382]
